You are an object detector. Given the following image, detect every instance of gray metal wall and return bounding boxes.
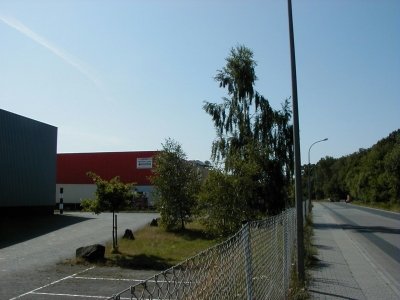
[0,109,57,214]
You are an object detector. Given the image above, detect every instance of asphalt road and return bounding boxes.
[318,202,400,294]
[0,211,159,299]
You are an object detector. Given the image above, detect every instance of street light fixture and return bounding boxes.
[307,138,328,214]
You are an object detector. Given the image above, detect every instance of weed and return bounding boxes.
[288,212,316,300]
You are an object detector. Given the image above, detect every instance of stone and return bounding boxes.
[76,244,105,262]
[122,229,135,240]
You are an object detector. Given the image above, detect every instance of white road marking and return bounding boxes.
[31,292,134,299]
[73,276,187,284]
[9,266,95,300]
[73,276,135,282]
[9,266,171,300]
[30,292,110,298]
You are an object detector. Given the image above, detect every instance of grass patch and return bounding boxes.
[105,221,219,270]
[304,213,318,268]
[351,200,400,212]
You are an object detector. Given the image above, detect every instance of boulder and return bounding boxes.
[122,229,135,240]
[76,244,105,262]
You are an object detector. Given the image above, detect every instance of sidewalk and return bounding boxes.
[308,202,398,300]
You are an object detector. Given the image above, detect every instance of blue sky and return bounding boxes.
[1,0,399,165]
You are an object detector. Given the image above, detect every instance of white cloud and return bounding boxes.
[0,15,103,90]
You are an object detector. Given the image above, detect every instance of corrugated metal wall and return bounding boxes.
[0,109,57,210]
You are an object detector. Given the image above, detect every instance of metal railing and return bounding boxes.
[108,208,296,300]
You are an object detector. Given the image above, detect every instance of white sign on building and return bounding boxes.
[137,157,153,169]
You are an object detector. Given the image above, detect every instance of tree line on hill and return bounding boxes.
[305,129,400,206]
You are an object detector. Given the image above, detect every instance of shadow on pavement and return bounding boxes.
[309,259,331,270]
[0,213,93,248]
[313,222,400,234]
[314,244,334,251]
[308,289,359,300]
[111,253,174,270]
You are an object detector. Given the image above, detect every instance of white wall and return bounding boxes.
[56,184,96,204]
[55,184,155,206]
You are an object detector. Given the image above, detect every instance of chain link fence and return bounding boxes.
[108,208,296,300]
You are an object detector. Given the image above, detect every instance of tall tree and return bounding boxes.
[151,138,202,230]
[203,45,293,214]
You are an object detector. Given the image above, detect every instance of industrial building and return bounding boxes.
[56,151,158,209]
[0,109,57,215]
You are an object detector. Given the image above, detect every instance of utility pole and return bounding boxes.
[287,0,305,282]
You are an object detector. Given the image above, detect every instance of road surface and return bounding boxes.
[310,202,399,299]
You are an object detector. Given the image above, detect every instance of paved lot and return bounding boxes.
[6,265,159,300]
[309,202,400,299]
[0,211,159,299]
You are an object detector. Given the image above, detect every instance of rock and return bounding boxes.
[150,218,158,227]
[76,244,105,262]
[122,229,135,240]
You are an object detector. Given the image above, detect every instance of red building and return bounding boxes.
[56,151,158,208]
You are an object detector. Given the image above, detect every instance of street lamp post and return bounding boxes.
[287,0,305,283]
[307,138,328,213]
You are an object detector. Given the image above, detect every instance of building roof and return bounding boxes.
[57,151,158,185]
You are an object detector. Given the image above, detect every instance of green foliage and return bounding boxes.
[203,45,293,216]
[82,172,134,214]
[81,198,102,214]
[197,169,248,236]
[81,172,134,250]
[309,129,400,206]
[151,138,202,231]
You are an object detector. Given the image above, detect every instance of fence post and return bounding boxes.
[283,211,288,295]
[243,222,253,300]
[59,187,64,215]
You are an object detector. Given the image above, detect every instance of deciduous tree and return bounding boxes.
[81,172,134,251]
[198,169,248,236]
[203,45,293,215]
[151,138,202,230]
